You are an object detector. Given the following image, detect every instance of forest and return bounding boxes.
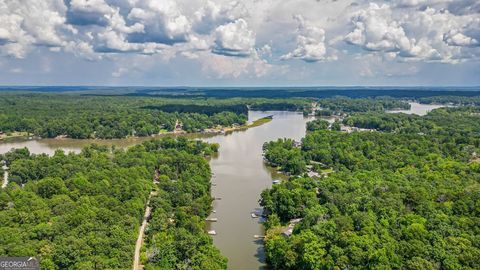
[3,86,480,100]
[261,107,480,269]
[0,137,226,270]
[74,86,480,99]
[418,96,480,106]
[2,91,478,140]
[2,90,480,270]
[343,107,480,136]
[0,94,249,139]
[316,97,411,113]
[0,93,312,139]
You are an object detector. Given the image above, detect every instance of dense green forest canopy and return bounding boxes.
[0,138,226,270]
[418,96,480,106]
[316,97,411,113]
[142,104,248,115]
[306,119,330,132]
[5,86,478,99]
[0,94,248,139]
[344,107,480,135]
[261,108,480,270]
[1,91,476,140]
[0,94,311,139]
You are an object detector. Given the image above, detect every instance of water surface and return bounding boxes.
[388,102,446,116]
[204,111,312,269]
[0,111,312,270]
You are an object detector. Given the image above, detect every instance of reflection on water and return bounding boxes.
[0,132,217,155]
[387,102,446,116]
[204,111,312,270]
[0,111,313,270]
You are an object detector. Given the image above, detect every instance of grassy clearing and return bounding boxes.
[248,115,274,128]
[0,131,30,140]
[226,115,273,132]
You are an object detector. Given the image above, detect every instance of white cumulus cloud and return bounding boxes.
[0,0,67,58]
[281,15,332,62]
[194,1,247,34]
[212,19,255,57]
[344,2,480,63]
[127,0,191,45]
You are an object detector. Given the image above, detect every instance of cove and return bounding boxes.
[0,110,313,270]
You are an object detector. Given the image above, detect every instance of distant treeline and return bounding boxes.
[143,104,248,115]
[0,94,252,139]
[0,94,312,139]
[2,86,480,99]
[317,97,411,113]
[419,96,480,106]
[344,106,480,134]
[2,91,479,140]
[250,102,303,111]
[126,88,480,99]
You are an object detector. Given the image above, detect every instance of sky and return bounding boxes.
[0,0,479,86]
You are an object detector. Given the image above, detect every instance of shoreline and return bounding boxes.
[0,132,31,141]
[0,115,275,143]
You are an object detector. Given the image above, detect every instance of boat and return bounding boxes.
[254,235,265,239]
[251,213,258,218]
[206,217,218,222]
[208,230,217,235]
[272,180,281,184]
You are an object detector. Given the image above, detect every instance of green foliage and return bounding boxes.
[331,120,341,131]
[262,109,480,270]
[263,139,306,175]
[0,94,251,138]
[315,109,333,116]
[418,96,480,106]
[3,147,30,166]
[344,107,480,137]
[306,119,329,131]
[0,93,314,139]
[0,138,226,270]
[317,97,411,113]
[249,99,310,111]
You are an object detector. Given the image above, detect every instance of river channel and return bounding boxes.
[0,110,313,270]
[0,102,446,269]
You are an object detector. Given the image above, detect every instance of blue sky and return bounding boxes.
[0,0,479,86]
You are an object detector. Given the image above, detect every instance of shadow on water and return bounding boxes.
[0,110,314,270]
[254,238,268,270]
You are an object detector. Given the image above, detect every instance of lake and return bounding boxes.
[0,110,313,270]
[387,102,446,116]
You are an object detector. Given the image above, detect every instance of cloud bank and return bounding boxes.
[0,0,479,84]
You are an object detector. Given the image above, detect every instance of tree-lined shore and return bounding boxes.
[261,107,480,269]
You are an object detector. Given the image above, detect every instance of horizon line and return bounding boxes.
[1,85,480,89]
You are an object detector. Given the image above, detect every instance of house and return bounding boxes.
[174,120,184,133]
[281,218,303,237]
[282,227,294,237]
